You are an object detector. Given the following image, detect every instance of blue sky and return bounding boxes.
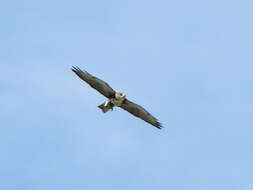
[1,0,253,189]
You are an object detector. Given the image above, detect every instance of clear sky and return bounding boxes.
[1,0,253,189]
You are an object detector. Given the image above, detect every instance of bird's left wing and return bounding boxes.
[120,99,163,129]
[72,66,116,98]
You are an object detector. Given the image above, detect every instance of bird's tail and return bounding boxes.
[98,101,114,113]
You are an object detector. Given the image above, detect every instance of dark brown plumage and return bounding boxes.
[71,66,115,98]
[72,66,163,129]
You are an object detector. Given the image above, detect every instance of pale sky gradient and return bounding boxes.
[1,0,253,189]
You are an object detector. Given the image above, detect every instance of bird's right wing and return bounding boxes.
[72,66,116,98]
[120,99,163,129]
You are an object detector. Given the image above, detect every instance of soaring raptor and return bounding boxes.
[71,66,162,129]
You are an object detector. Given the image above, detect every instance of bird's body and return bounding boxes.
[72,66,163,129]
[111,92,126,106]
[98,92,125,112]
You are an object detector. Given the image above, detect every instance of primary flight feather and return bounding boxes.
[71,66,163,129]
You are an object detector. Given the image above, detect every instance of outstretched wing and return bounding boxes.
[72,66,115,98]
[120,99,163,129]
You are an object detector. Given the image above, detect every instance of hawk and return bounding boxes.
[71,66,163,129]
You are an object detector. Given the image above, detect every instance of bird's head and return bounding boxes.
[115,92,126,100]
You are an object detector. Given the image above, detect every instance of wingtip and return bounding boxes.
[156,122,163,129]
[71,66,87,74]
[71,66,89,74]
[71,66,78,72]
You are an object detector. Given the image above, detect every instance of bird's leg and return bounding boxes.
[104,100,110,107]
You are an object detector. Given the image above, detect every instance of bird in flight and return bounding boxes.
[71,66,163,129]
